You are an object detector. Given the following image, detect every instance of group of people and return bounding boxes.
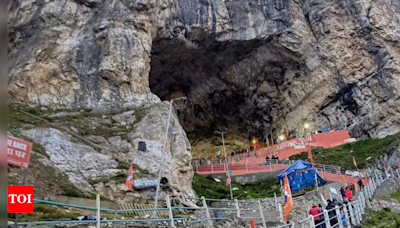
[309,180,365,228]
[266,154,279,161]
[309,198,355,227]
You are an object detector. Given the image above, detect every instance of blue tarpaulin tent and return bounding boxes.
[277,160,327,192]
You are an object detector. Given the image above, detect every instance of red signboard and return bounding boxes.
[7,136,32,168]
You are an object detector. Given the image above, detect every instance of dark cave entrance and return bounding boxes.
[149,35,307,140]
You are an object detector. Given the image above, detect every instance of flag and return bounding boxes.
[364,172,369,184]
[226,172,231,186]
[296,129,301,138]
[353,157,358,168]
[126,163,134,190]
[308,139,314,166]
[283,173,293,222]
[250,218,256,228]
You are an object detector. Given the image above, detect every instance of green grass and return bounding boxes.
[8,204,81,222]
[363,208,400,228]
[192,173,280,200]
[391,189,400,202]
[289,132,400,169]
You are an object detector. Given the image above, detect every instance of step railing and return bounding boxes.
[13,169,396,228]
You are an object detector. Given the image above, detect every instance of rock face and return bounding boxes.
[8,0,400,140]
[21,128,121,193]
[127,103,193,194]
[13,103,194,201]
[374,143,400,171]
[150,0,400,139]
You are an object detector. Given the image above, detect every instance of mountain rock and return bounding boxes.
[8,0,400,139]
[21,127,121,192]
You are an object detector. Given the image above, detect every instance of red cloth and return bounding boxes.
[345,188,353,200]
[309,205,321,221]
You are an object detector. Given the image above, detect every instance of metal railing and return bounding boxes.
[12,169,397,228]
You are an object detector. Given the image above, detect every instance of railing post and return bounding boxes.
[348,202,356,226]
[201,196,213,226]
[336,206,344,228]
[274,192,278,210]
[343,205,351,228]
[166,194,175,227]
[246,158,248,174]
[278,203,284,223]
[258,200,267,228]
[234,199,240,217]
[270,161,272,171]
[323,164,326,173]
[353,201,359,225]
[309,215,315,228]
[324,209,331,228]
[223,162,226,172]
[96,194,100,228]
[211,163,214,173]
[195,162,198,173]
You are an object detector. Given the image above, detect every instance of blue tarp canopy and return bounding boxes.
[277,160,327,192]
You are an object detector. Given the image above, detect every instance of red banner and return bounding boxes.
[7,136,32,169]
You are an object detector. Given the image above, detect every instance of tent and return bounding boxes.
[277,160,327,192]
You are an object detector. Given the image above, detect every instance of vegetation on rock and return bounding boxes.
[363,208,400,228]
[192,173,280,200]
[289,132,400,169]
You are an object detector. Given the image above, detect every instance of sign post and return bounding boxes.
[7,136,33,228]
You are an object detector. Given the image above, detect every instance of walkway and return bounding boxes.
[195,162,360,185]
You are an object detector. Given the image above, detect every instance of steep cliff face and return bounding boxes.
[8,103,194,202]
[151,0,400,139]
[8,0,400,138]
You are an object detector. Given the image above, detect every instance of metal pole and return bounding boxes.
[14,168,28,228]
[234,199,240,217]
[271,129,274,146]
[152,97,186,218]
[166,194,175,227]
[246,157,248,173]
[258,200,267,228]
[201,196,213,226]
[96,194,100,228]
[215,131,233,199]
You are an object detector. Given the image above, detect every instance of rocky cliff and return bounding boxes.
[8,0,400,140]
[8,103,194,202]
[7,0,400,197]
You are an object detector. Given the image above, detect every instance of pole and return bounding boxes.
[166,194,175,227]
[258,200,267,228]
[271,129,274,147]
[96,194,100,228]
[152,97,186,218]
[14,168,28,228]
[215,131,233,199]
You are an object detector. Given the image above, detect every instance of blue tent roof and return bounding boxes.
[277,160,313,179]
[277,160,327,192]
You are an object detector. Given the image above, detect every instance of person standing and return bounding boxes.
[357,178,364,190]
[309,204,322,228]
[345,187,353,200]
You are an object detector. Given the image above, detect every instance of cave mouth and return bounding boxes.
[149,35,307,141]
